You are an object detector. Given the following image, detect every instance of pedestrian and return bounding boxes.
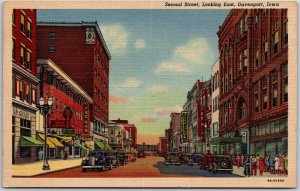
[244,156,251,177]
[38,149,44,161]
[264,154,270,172]
[283,152,288,175]
[236,153,241,168]
[269,156,275,174]
[241,154,245,167]
[250,154,257,176]
[274,154,280,174]
[64,150,68,160]
[258,156,264,176]
[279,154,285,174]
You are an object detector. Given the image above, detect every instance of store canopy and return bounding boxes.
[94,141,105,150]
[211,137,242,145]
[75,143,89,151]
[48,137,64,147]
[21,136,44,147]
[103,143,112,151]
[58,136,73,143]
[38,134,58,149]
[85,141,93,150]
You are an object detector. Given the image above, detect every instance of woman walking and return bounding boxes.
[236,154,241,168]
[274,154,280,174]
[279,154,285,174]
[258,156,265,176]
[264,154,270,172]
[244,156,251,177]
[269,156,275,174]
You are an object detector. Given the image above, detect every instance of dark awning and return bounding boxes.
[211,137,242,145]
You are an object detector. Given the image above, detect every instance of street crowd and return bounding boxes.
[235,153,288,177]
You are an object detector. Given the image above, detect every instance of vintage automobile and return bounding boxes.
[126,151,136,162]
[207,155,233,173]
[81,150,113,172]
[116,150,128,165]
[164,152,181,166]
[110,151,120,167]
[193,154,204,164]
[137,150,146,158]
[184,153,195,166]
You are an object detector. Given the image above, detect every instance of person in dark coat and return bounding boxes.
[244,156,251,177]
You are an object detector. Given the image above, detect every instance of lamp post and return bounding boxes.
[37,96,53,170]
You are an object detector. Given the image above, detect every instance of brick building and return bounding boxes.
[36,21,111,144]
[169,112,181,152]
[196,80,211,154]
[158,137,167,153]
[217,9,288,156]
[12,9,41,164]
[111,118,137,150]
[36,59,93,158]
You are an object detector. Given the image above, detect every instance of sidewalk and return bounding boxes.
[12,158,83,177]
[232,165,288,177]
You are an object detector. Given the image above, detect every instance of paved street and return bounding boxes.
[34,156,239,178]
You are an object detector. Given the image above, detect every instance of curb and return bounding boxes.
[12,165,81,178]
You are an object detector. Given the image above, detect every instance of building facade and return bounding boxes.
[36,59,93,158]
[37,21,111,144]
[12,9,41,164]
[169,112,181,152]
[197,80,212,154]
[217,9,288,156]
[158,137,167,153]
[210,60,220,154]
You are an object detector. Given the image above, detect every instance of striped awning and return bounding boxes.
[38,134,55,149]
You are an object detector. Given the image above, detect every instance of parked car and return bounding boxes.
[117,150,128,165]
[184,153,195,166]
[207,155,233,173]
[164,152,181,166]
[126,151,136,162]
[137,150,146,158]
[81,150,113,172]
[193,154,204,164]
[110,151,120,167]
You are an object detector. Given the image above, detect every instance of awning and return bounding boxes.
[85,141,93,150]
[103,143,112,151]
[211,137,242,145]
[94,141,105,150]
[58,136,73,143]
[38,134,57,149]
[21,136,44,147]
[75,143,89,151]
[48,137,64,147]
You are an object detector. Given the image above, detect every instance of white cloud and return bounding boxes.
[155,105,182,116]
[119,77,142,88]
[154,37,212,75]
[174,37,210,64]
[149,85,169,92]
[154,61,191,74]
[135,39,145,49]
[100,24,128,56]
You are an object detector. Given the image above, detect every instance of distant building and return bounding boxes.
[37,21,111,144]
[158,137,167,153]
[107,121,130,151]
[210,59,220,154]
[169,113,181,152]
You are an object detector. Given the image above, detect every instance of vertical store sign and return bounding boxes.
[180,111,188,142]
[84,105,88,133]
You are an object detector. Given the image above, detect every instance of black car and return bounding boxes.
[82,150,113,172]
[116,150,128,165]
[109,151,120,167]
[207,155,233,173]
[193,154,204,163]
[164,152,181,166]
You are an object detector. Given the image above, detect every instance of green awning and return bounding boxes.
[211,137,242,145]
[103,143,112,151]
[21,136,44,147]
[75,143,89,151]
[94,141,105,150]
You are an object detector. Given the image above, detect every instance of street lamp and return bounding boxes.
[37,96,53,170]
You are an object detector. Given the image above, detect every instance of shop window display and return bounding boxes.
[266,141,276,156]
[278,137,288,155]
[256,142,264,156]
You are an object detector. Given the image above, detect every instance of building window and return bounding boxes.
[243,49,248,69]
[240,19,243,35]
[237,99,246,120]
[244,15,248,32]
[12,77,15,98]
[20,45,25,66]
[284,19,288,45]
[254,82,259,112]
[255,49,259,68]
[26,50,31,70]
[12,38,16,60]
[255,14,258,28]
[271,70,278,107]
[262,76,268,110]
[273,31,278,53]
[49,45,56,52]
[239,53,242,73]
[264,41,268,61]
[283,62,288,103]
[48,32,56,39]
[24,84,30,103]
[20,13,25,33]
[27,20,32,39]
[32,88,36,104]
[19,80,24,101]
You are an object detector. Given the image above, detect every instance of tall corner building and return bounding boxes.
[37,21,111,143]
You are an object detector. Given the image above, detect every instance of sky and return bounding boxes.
[37,9,229,144]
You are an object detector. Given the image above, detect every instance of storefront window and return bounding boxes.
[235,143,241,154]
[270,121,275,134]
[261,124,266,136]
[279,118,286,133]
[265,122,270,135]
[278,137,288,155]
[266,141,276,157]
[274,120,280,133]
[250,143,255,155]
[250,126,255,137]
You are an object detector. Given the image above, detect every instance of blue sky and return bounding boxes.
[37,9,229,144]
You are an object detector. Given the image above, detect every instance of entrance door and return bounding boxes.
[12,135,15,164]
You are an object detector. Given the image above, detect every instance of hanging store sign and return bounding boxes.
[180,111,188,142]
[242,131,247,143]
[84,105,88,133]
[62,128,74,135]
[50,120,66,128]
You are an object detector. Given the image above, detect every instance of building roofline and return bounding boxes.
[37,21,111,60]
[37,58,93,104]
